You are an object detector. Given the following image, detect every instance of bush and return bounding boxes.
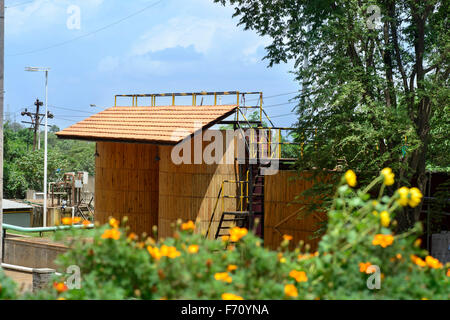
[0,269,18,300]
[1,169,449,300]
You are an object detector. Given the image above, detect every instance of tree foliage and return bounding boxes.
[214,0,449,228]
[3,121,95,199]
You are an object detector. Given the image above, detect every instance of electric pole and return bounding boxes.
[21,98,53,151]
[0,0,5,264]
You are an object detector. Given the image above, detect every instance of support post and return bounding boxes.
[32,268,55,293]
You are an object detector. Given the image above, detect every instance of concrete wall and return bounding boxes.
[3,236,67,269]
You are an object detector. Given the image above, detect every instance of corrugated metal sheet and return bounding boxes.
[56,105,237,144]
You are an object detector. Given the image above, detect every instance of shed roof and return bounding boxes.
[3,199,33,210]
[56,105,237,145]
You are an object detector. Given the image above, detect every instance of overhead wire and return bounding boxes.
[7,0,165,56]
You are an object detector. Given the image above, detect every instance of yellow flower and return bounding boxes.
[109,218,119,228]
[187,245,199,254]
[181,220,195,231]
[283,234,293,241]
[408,187,423,208]
[214,272,232,283]
[72,217,82,224]
[372,210,379,216]
[227,265,238,272]
[410,255,426,267]
[380,211,391,227]
[284,284,298,298]
[381,168,395,186]
[61,217,72,225]
[278,253,286,263]
[222,293,244,300]
[397,187,410,206]
[101,228,121,240]
[344,170,357,187]
[414,238,422,247]
[372,234,394,248]
[425,256,443,269]
[221,235,230,242]
[289,270,308,283]
[229,227,248,242]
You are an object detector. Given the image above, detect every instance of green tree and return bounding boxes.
[215,0,449,229]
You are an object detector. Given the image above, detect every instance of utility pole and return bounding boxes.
[21,98,53,151]
[0,0,5,264]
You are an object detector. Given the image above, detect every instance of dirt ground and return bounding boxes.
[4,270,33,294]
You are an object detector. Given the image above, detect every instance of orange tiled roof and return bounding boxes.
[56,105,237,144]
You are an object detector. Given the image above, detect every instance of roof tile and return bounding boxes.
[56,105,236,144]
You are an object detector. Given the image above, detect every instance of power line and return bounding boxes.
[270,112,297,119]
[49,105,97,115]
[7,0,165,56]
[5,0,35,9]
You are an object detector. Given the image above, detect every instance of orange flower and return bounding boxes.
[222,293,244,300]
[147,246,162,261]
[446,269,450,277]
[82,220,91,227]
[222,235,230,242]
[101,228,121,240]
[359,262,372,273]
[372,234,394,248]
[283,234,293,241]
[127,232,138,241]
[396,253,402,260]
[53,282,68,293]
[284,284,298,298]
[187,244,199,254]
[181,220,195,231]
[227,265,238,272]
[109,218,119,229]
[160,245,181,259]
[410,255,426,267]
[425,256,443,269]
[289,270,308,283]
[214,272,232,283]
[229,227,248,242]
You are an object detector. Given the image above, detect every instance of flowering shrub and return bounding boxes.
[0,268,17,300]
[1,169,449,300]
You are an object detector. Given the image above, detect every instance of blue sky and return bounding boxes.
[4,0,300,130]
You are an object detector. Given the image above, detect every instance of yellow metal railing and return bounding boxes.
[114,91,262,107]
[205,171,249,238]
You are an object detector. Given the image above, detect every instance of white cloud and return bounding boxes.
[131,16,232,56]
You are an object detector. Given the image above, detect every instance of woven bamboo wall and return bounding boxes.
[95,142,159,236]
[158,131,238,239]
[264,171,327,251]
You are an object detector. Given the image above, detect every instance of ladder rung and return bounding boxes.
[223,211,249,215]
